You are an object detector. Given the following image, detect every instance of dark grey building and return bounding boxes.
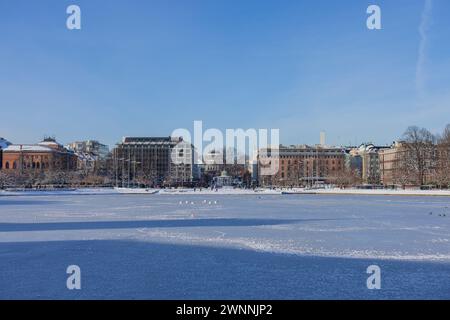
[112,137,193,187]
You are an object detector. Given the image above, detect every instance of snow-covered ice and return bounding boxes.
[0,193,449,299]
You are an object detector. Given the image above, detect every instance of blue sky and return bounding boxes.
[1,0,449,148]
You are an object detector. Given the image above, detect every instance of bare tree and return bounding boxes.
[398,126,437,186]
[435,124,450,188]
[0,171,15,189]
[328,168,361,188]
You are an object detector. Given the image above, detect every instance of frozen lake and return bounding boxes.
[0,193,449,299]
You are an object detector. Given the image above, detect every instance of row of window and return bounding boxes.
[4,161,52,169]
[281,167,336,178]
[280,169,337,178]
[23,155,50,161]
[281,160,341,166]
[279,154,343,158]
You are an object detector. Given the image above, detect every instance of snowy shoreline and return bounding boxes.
[2,187,450,197]
[282,188,450,197]
[0,188,118,196]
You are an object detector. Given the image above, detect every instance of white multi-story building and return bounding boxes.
[66,140,109,159]
[65,140,110,173]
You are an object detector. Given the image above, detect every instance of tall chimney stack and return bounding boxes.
[320,131,326,146]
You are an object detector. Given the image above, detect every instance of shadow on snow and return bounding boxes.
[0,239,449,300]
[0,218,346,232]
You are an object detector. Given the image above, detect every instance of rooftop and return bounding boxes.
[3,145,54,152]
[120,136,183,145]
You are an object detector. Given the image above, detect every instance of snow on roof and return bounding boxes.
[2,145,54,152]
[38,141,62,147]
[75,152,98,161]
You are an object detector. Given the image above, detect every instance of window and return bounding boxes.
[13,161,17,169]
[5,162,9,169]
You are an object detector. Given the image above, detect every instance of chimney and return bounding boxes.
[320,131,326,146]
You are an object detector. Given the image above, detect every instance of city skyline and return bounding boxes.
[1,0,450,148]
[1,1,450,302]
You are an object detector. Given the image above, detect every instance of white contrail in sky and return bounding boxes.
[416,0,433,96]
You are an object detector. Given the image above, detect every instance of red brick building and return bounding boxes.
[258,145,346,187]
[1,138,77,172]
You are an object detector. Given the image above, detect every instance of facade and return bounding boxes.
[202,149,226,177]
[346,144,390,185]
[258,144,346,187]
[1,138,77,172]
[201,148,245,177]
[379,143,400,186]
[379,142,429,186]
[66,140,109,159]
[66,140,110,172]
[112,137,194,187]
[345,147,362,177]
[379,141,435,187]
[73,152,98,172]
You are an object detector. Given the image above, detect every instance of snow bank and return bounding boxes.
[282,188,450,197]
[0,188,118,196]
[158,188,281,195]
